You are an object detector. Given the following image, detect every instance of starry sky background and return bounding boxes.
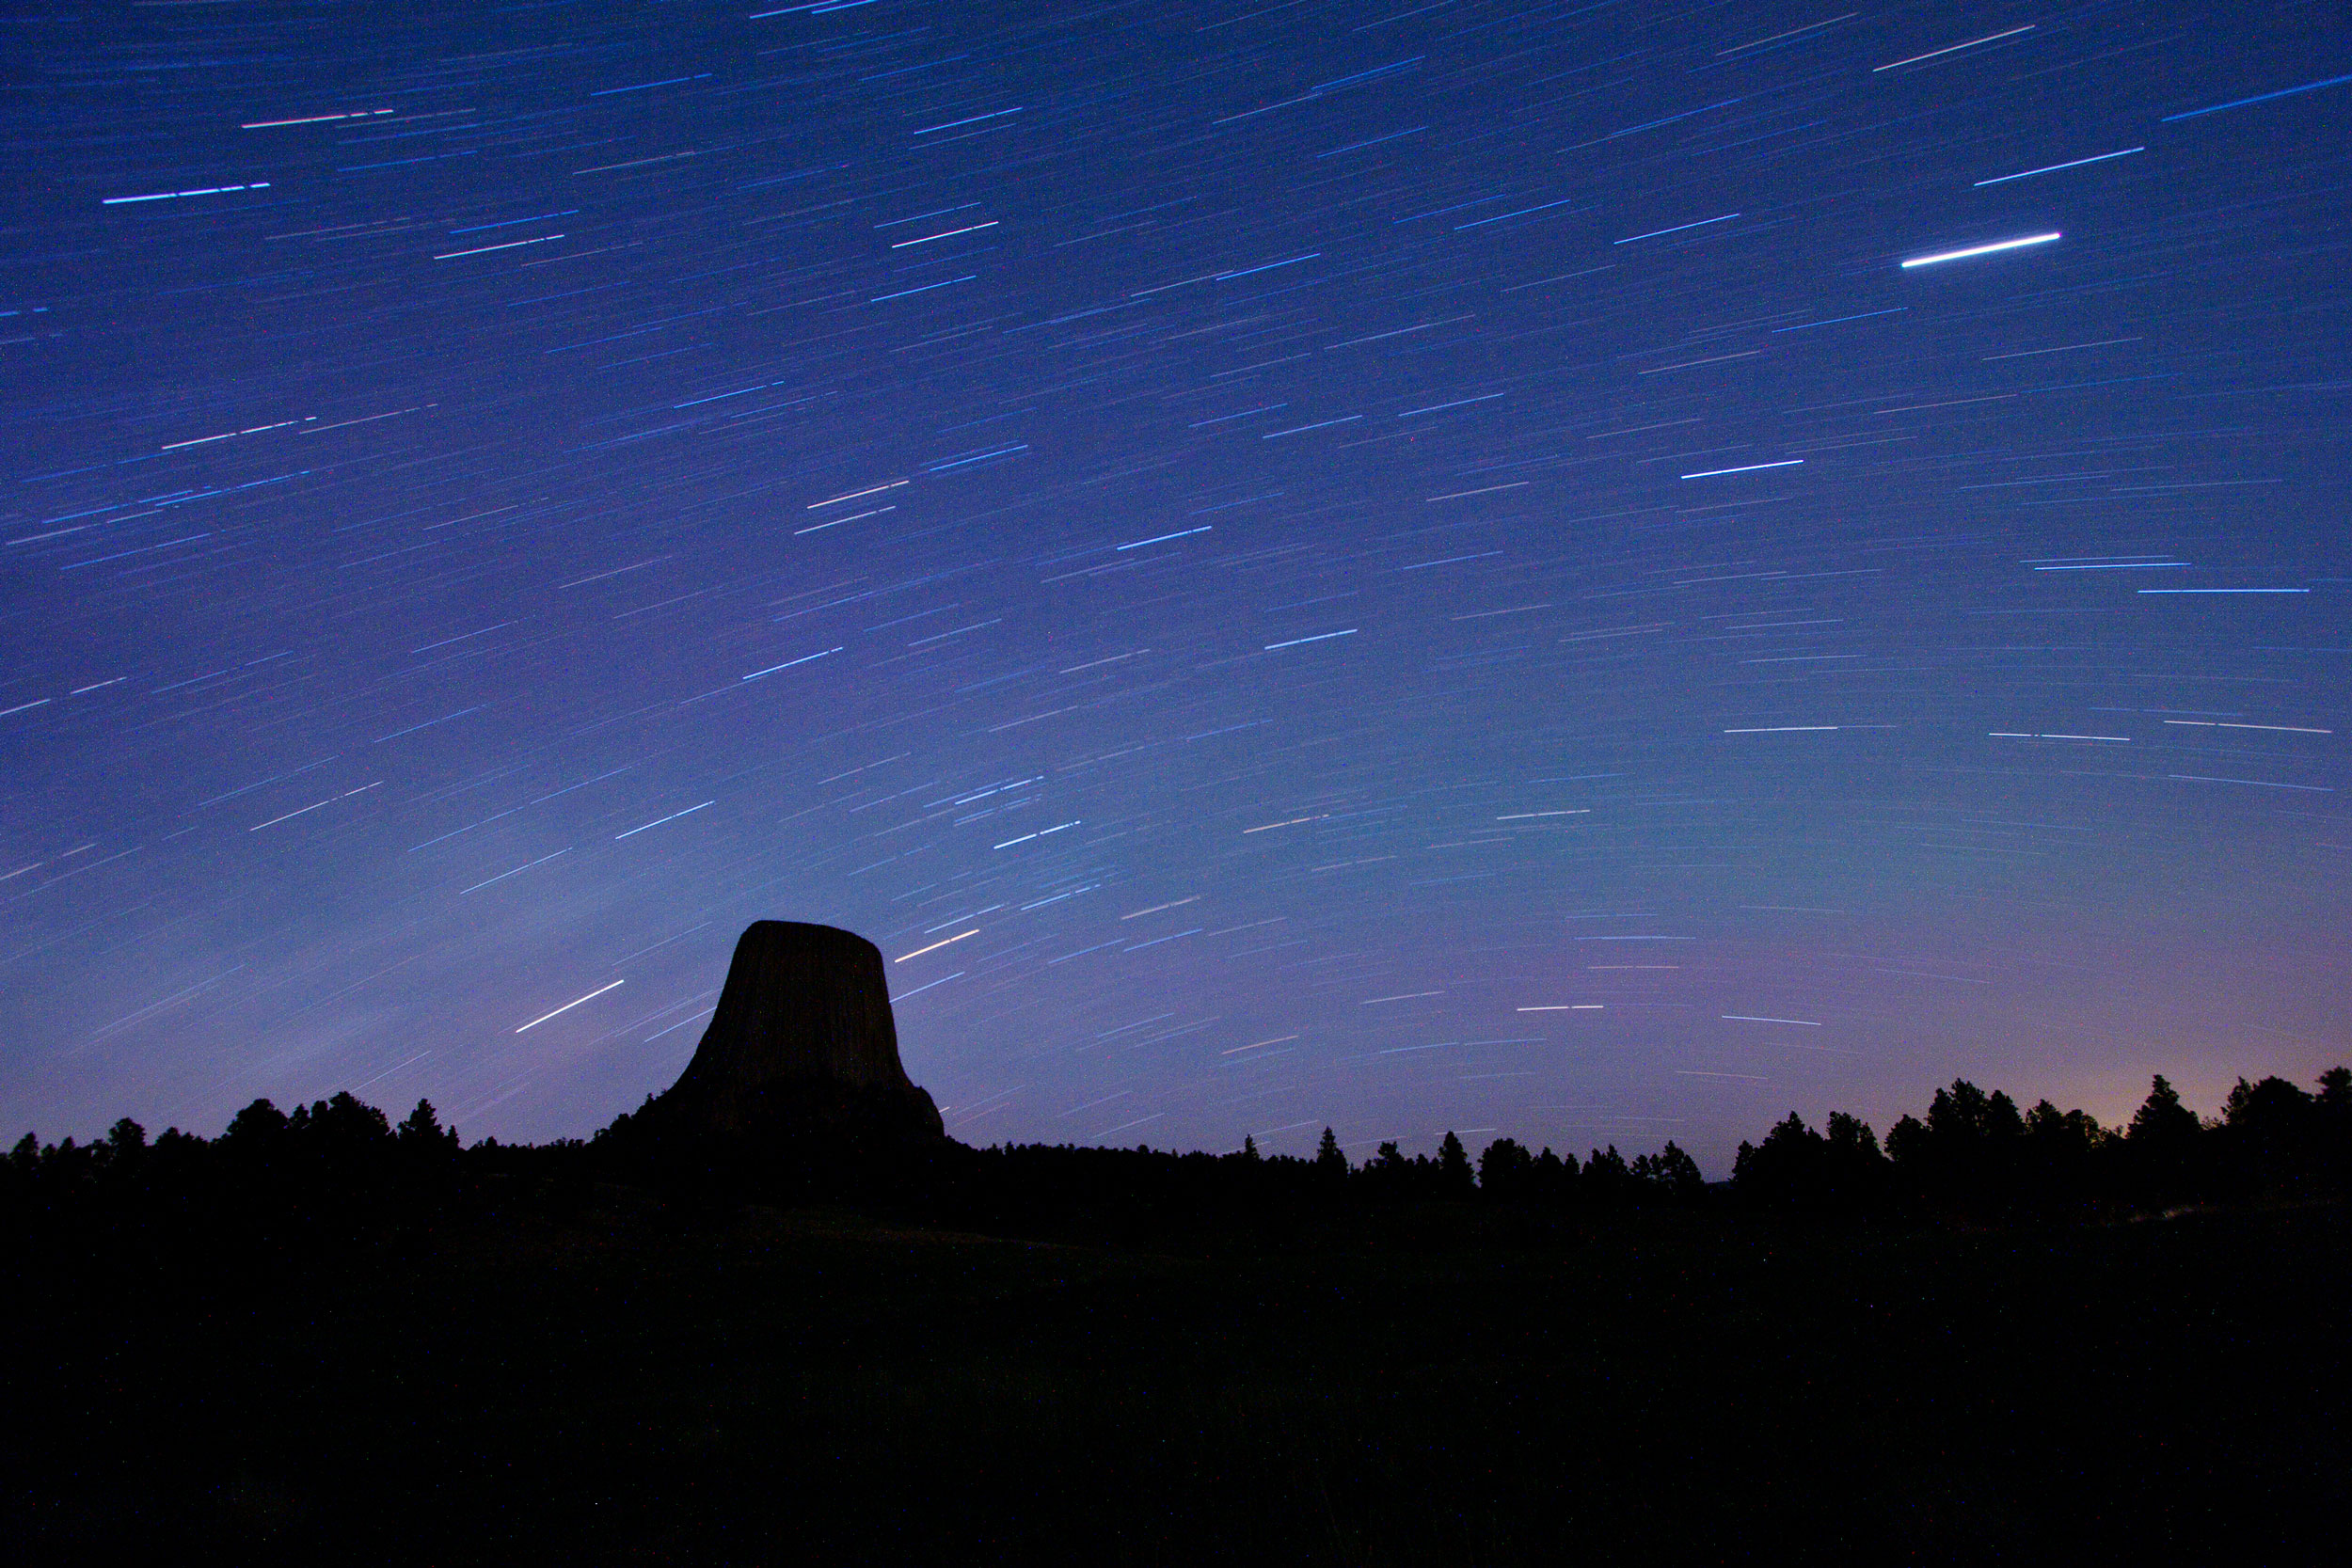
[3,0,2346,1167]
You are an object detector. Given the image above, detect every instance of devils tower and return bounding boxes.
[623,921,945,1161]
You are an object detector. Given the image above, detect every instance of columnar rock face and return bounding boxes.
[656,921,944,1146]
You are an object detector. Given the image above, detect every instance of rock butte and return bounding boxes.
[653,920,944,1148]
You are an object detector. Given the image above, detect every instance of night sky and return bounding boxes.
[4,1,2345,1168]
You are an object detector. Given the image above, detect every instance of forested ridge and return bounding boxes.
[8,1066,2346,1259]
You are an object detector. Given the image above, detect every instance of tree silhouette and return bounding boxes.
[1630,1141,1704,1202]
[1821,1112,1885,1202]
[1359,1140,1412,1200]
[1733,1113,1823,1204]
[1315,1127,1346,1180]
[2128,1075,2200,1145]
[2222,1075,2312,1137]
[1436,1132,1474,1199]
[396,1099,459,1151]
[1926,1080,2024,1146]
[2126,1074,2204,1198]
[1583,1145,1631,1204]
[1534,1147,1580,1207]
[2024,1099,2098,1151]
[1824,1112,1877,1158]
[1884,1114,1928,1173]
[223,1098,289,1148]
[1894,1080,2031,1199]
[2018,1099,2105,1198]
[2218,1075,2317,1194]
[2319,1067,2352,1183]
[1477,1137,1533,1201]
[1734,1111,1890,1208]
[319,1091,394,1147]
[1987,1090,2025,1140]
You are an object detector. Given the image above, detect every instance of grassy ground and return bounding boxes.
[5,1188,2344,1563]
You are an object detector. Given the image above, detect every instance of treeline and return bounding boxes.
[922,1128,1708,1231]
[6,1068,2349,1263]
[941,1067,2351,1224]
[1729,1069,2352,1212]
[1,1091,470,1273]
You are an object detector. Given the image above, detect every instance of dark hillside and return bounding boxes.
[4,1180,2344,1564]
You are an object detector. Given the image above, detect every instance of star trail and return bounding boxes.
[1,1,2344,1167]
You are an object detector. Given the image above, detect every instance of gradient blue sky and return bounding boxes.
[3,0,2345,1169]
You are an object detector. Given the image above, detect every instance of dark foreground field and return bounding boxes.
[6,1189,2344,1564]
